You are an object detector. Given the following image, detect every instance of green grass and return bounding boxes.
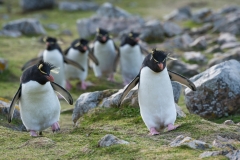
[1,0,240,159]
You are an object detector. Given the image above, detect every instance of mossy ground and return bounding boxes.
[0,0,240,159]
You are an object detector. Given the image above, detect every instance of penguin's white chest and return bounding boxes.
[43,49,65,87]
[93,40,116,76]
[120,45,143,82]
[138,67,176,131]
[65,48,88,81]
[20,81,60,131]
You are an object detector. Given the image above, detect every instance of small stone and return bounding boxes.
[184,51,206,63]
[0,58,8,72]
[199,151,223,158]
[223,120,234,125]
[98,134,129,147]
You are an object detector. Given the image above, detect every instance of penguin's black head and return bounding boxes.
[73,38,89,53]
[121,31,140,46]
[21,60,57,85]
[96,28,110,44]
[43,36,59,51]
[142,49,169,72]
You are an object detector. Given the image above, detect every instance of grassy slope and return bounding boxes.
[0,0,240,159]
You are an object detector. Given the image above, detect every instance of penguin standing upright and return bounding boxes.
[120,31,147,85]
[21,37,84,89]
[92,28,119,81]
[64,38,99,90]
[8,60,73,137]
[119,49,196,135]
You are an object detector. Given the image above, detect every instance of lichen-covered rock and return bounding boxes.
[98,134,129,147]
[0,98,21,121]
[199,151,223,158]
[59,1,98,11]
[189,23,213,35]
[170,135,211,150]
[223,120,235,125]
[3,18,46,35]
[20,0,56,12]
[185,60,240,119]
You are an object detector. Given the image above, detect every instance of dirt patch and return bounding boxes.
[19,137,55,149]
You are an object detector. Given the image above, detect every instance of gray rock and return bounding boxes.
[208,49,240,67]
[189,23,213,35]
[140,19,165,41]
[185,60,240,119]
[163,34,194,50]
[163,21,182,37]
[60,29,72,36]
[167,60,199,77]
[225,150,240,160]
[184,51,206,63]
[0,29,22,37]
[20,0,56,12]
[0,58,8,72]
[218,33,237,45]
[212,139,236,150]
[199,151,223,158]
[3,18,46,35]
[192,8,212,23]
[44,23,59,30]
[164,6,191,21]
[206,45,222,54]
[189,36,207,50]
[98,134,129,147]
[223,120,235,125]
[96,2,130,18]
[59,1,98,11]
[219,5,240,14]
[76,16,144,38]
[170,135,211,150]
[72,82,184,124]
[221,42,240,50]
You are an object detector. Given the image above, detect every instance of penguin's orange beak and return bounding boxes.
[102,36,106,42]
[46,75,54,82]
[158,63,164,70]
[83,46,87,51]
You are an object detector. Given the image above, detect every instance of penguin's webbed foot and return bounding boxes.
[77,81,87,90]
[167,124,180,132]
[30,130,38,137]
[65,80,72,90]
[51,122,60,133]
[149,127,159,136]
[107,74,115,82]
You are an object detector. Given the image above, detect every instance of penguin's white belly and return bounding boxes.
[20,81,60,131]
[43,49,66,87]
[65,48,88,81]
[93,41,116,77]
[138,67,176,131]
[120,45,143,82]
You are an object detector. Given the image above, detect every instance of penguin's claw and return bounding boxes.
[167,124,180,132]
[51,122,60,133]
[30,130,38,137]
[149,127,159,136]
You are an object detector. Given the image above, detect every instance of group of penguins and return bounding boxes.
[8,28,197,137]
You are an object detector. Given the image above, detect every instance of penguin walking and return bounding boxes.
[8,60,73,137]
[21,37,85,89]
[64,38,99,90]
[120,31,147,85]
[118,49,196,135]
[91,28,119,81]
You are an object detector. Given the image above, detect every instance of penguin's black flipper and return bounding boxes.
[21,56,43,71]
[51,82,73,105]
[118,73,140,107]
[63,57,85,71]
[88,46,99,65]
[8,85,21,123]
[168,70,196,91]
[63,47,70,55]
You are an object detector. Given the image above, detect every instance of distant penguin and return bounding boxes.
[91,28,119,81]
[21,37,84,89]
[120,31,146,85]
[119,49,196,135]
[64,38,99,90]
[8,60,73,137]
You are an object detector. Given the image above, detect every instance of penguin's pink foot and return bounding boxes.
[30,130,38,137]
[65,80,72,90]
[107,74,115,82]
[149,127,160,135]
[51,122,60,132]
[81,81,87,90]
[167,124,180,132]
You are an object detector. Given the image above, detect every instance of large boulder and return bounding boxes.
[185,60,240,119]
[3,18,46,35]
[59,1,99,11]
[191,8,213,23]
[162,34,194,50]
[164,6,191,21]
[183,51,207,64]
[163,21,182,37]
[20,0,56,12]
